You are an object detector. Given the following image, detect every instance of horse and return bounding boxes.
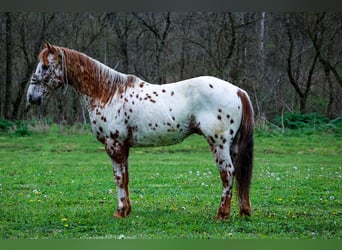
[26,43,254,220]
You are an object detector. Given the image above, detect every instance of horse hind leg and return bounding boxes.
[211,139,235,220]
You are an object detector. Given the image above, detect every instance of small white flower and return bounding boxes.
[329,196,335,201]
[32,189,39,194]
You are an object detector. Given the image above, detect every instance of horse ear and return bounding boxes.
[44,42,53,52]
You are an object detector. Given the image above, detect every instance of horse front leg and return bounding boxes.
[106,142,131,218]
[111,159,131,218]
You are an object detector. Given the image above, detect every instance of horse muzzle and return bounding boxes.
[28,94,42,106]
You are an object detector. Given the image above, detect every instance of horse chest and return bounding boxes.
[89,105,127,143]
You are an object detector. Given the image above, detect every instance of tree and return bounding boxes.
[11,13,57,119]
[305,13,342,117]
[285,13,319,113]
[183,12,236,79]
[132,12,172,83]
[105,13,134,73]
[5,12,13,120]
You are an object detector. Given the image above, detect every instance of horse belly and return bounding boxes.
[132,134,188,147]
[131,123,190,147]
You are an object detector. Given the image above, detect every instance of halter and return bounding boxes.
[29,49,70,100]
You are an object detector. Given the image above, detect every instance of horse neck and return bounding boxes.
[62,48,135,105]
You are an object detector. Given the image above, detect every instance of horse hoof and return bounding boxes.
[113,211,127,218]
[216,213,230,220]
[239,208,251,217]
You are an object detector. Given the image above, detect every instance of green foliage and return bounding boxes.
[0,119,13,131]
[13,120,31,136]
[0,119,31,136]
[270,112,342,135]
[0,128,341,239]
[271,112,328,129]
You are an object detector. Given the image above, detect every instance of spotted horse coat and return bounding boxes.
[27,43,254,220]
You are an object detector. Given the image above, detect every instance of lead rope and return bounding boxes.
[60,49,69,95]
[59,49,88,124]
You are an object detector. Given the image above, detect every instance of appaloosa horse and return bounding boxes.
[27,43,254,219]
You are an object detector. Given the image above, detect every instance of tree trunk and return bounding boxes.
[286,16,318,113]
[12,71,31,119]
[132,12,171,83]
[259,12,266,77]
[5,12,13,120]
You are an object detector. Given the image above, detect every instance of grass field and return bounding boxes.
[0,124,341,239]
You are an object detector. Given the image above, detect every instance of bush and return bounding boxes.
[0,119,13,132]
[270,112,342,135]
[271,112,328,129]
[0,119,31,136]
[13,120,31,136]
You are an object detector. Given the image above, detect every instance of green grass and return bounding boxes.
[0,124,341,239]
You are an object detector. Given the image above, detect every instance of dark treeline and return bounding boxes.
[0,12,341,124]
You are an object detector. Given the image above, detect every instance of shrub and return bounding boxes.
[13,120,31,136]
[0,119,13,132]
[270,112,342,135]
[0,119,31,136]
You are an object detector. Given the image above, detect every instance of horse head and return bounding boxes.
[27,42,66,106]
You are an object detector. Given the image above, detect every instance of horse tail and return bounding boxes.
[235,89,254,216]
